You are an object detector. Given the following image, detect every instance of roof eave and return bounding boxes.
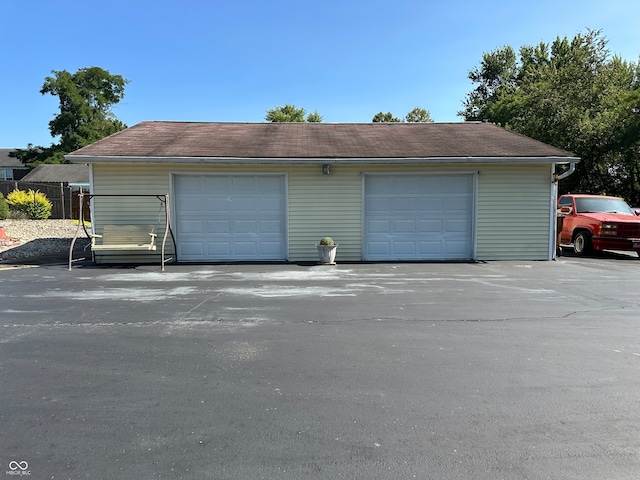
[66,155,581,165]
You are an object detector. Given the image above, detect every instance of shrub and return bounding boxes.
[0,192,8,220]
[6,189,53,220]
[9,209,29,220]
[319,236,335,246]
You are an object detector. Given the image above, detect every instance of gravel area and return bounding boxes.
[0,219,91,263]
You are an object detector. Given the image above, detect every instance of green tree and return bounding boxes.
[305,110,323,123]
[459,45,517,121]
[265,104,323,122]
[405,107,434,123]
[372,107,434,123]
[0,193,8,220]
[460,30,640,204]
[372,112,402,122]
[11,67,129,167]
[6,189,53,219]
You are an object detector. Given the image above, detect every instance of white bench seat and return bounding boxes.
[91,243,157,251]
[91,225,157,251]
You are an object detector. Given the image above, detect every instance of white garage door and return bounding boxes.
[174,175,286,261]
[364,174,474,260]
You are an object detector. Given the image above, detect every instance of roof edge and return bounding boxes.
[66,155,581,165]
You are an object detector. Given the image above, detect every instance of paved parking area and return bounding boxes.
[1,257,640,479]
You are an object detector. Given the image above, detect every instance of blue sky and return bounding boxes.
[1,0,639,148]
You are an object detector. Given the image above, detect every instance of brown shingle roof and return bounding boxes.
[0,149,30,168]
[66,121,577,160]
[21,164,89,183]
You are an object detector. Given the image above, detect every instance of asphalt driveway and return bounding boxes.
[1,257,639,479]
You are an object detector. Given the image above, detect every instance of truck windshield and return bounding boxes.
[575,197,634,215]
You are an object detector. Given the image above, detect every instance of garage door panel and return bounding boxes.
[261,241,285,255]
[177,176,203,191]
[419,241,443,255]
[175,175,286,261]
[366,176,390,193]
[204,176,230,191]
[259,176,285,191]
[365,174,474,260]
[177,197,204,212]
[258,197,284,214]
[228,197,255,214]
[205,197,229,211]
[421,177,447,193]
[447,175,472,189]
[419,219,443,233]
[207,220,231,234]
[394,241,417,255]
[207,242,231,256]
[232,176,258,191]
[394,177,424,193]
[366,197,391,213]
[367,220,391,234]
[446,219,470,233]
[261,219,285,233]
[232,220,256,234]
[418,197,443,211]
[444,197,472,212]
[181,242,205,256]
[391,198,416,212]
[234,242,258,256]
[393,220,416,233]
[178,220,204,234]
[444,240,470,256]
[368,242,390,255]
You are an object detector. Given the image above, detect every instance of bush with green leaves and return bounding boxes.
[319,236,335,246]
[0,192,8,220]
[6,189,53,220]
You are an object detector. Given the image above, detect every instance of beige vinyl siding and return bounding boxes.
[476,164,552,260]
[91,164,174,263]
[288,165,362,262]
[93,163,366,263]
[90,160,554,263]
[288,165,476,262]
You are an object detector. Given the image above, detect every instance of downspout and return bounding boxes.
[557,162,577,181]
[550,162,578,260]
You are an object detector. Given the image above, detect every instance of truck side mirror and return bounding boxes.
[559,206,572,214]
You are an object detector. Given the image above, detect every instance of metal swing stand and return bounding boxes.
[68,193,173,271]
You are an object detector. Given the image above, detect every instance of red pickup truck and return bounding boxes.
[557,194,640,256]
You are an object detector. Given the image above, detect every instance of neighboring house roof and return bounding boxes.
[20,164,89,183]
[66,121,579,163]
[0,148,29,168]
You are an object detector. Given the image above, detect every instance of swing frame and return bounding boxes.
[68,193,173,271]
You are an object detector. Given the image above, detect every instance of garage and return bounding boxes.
[68,122,579,264]
[364,174,475,260]
[173,174,287,261]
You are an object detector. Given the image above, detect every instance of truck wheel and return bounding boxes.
[573,232,593,256]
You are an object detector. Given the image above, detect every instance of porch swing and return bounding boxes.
[68,193,174,271]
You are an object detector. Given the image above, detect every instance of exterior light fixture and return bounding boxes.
[322,164,330,175]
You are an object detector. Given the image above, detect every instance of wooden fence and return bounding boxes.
[0,180,90,220]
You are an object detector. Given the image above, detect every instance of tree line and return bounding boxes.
[11,67,128,167]
[263,105,433,123]
[460,29,640,203]
[10,29,640,203]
